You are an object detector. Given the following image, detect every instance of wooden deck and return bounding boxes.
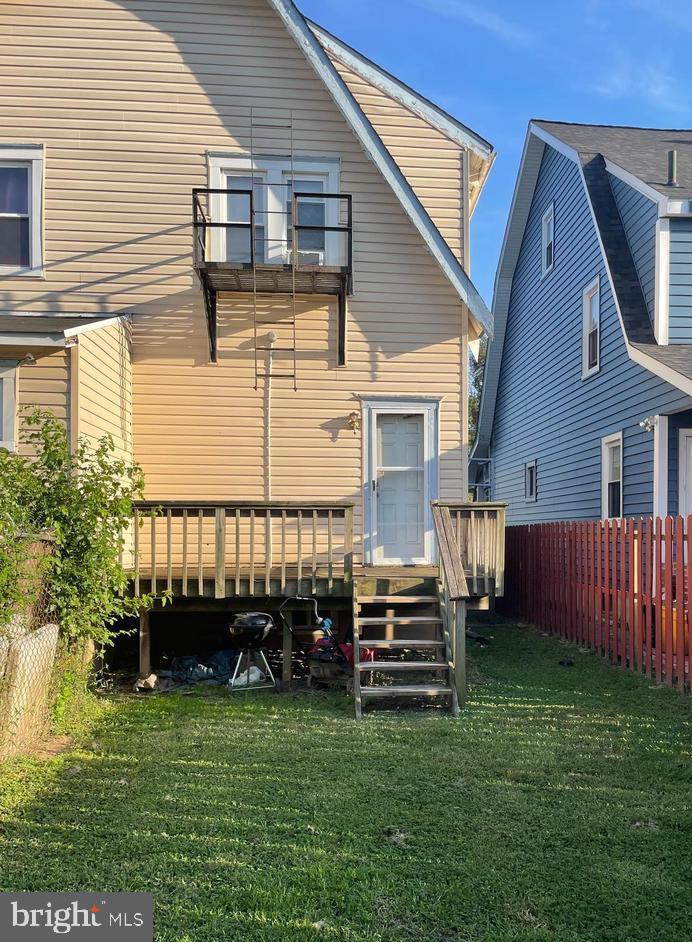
[128,500,506,602]
[131,500,506,680]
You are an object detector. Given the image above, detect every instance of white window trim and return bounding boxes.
[677,427,692,518]
[360,396,441,566]
[524,459,537,502]
[206,153,340,265]
[653,415,668,519]
[0,145,44,277]
[0,361,18,451]
[654,217,670,345]
[582,275,601,379]
[601,431,623,520]
[541,202,554,277]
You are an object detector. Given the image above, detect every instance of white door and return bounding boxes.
[679,430,692,516]
[374,412,427,564]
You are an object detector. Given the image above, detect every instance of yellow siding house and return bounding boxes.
[0,0,503,712]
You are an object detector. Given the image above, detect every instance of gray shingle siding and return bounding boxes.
[669,218,692,343]
[608,173,657,323]
[491,144,692,524]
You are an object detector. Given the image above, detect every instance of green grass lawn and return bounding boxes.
[0,619,690,942]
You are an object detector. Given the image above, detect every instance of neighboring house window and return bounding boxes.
[541,203,554,276]
[601,432,623,519]
[524,459,537,502]
[0,145,44,276]
[208,155,339,267]
[0,362,17,451]
[582,276,600,378]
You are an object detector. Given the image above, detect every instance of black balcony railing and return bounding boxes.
[192,187,353,363]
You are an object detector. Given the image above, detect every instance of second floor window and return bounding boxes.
[0,146,43,276]
[582,277,600,378]
[208,155,340,267]
[541,203,554,276]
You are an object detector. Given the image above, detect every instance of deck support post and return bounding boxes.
[454,600,466,708]
[282,621,293,685]
[139,610,151,677]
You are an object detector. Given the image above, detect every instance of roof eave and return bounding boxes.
[307,19,494,165]
[267,0,492,336]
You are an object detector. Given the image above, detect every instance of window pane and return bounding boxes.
[0,166,29,214]
[0,217,30,267]
[608,443,621,481]
[589,290,599,330]
[545,240,553,269]
[224,176,265,262]
[287,179,326,259]
[588,328,599,368]
[608,481,621,518]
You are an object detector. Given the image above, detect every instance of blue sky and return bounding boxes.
[298,0,692,303]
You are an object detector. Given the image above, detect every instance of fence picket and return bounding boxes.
[502,515,688,695]
[654,517,663,684]
[675,515,685,691]
[665,517,674,687]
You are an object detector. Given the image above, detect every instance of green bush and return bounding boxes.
[0,410,156,645]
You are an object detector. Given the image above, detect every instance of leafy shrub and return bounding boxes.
[0,410,155,645]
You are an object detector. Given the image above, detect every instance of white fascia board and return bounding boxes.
[628,346,692,397]
[63,315,130,339]
[308,21,494,164]
[474,129,546,454]
[603,157,668,214]
[2,311,108,318]
[0,332,64,346]
[266,0,493,336]
[654,217,670,345]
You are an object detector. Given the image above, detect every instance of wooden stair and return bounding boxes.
[352,582,458,717]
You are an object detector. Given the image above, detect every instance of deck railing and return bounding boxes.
[132,501,354,598]
[434,501,507,597]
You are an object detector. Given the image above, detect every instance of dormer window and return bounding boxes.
[582,276,600,378]
[541,203,554,277]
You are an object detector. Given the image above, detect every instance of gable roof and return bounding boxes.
[266,0,493,336]
[307,20,494,163]
[473,120,692,459]
[534,121,692,202]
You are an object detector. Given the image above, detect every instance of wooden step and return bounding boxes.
[357,595,438,605]
[360,639,445,649]
[358,616,442,626]
[360,684,452,698]
[359,660,449,671]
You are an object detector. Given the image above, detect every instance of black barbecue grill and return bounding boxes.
[227,612,277,691]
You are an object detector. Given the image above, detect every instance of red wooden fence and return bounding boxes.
[502,518,690,693]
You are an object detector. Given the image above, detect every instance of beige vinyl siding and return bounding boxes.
[327,55,465,263]
[16,350,70,453]
[0,0,470,563]
[77,319,133,463]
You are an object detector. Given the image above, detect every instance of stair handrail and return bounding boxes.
[432,503,470,601]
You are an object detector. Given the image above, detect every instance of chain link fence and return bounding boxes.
[0,534,60,759]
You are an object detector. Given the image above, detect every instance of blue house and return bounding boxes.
[472,121,692,525]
